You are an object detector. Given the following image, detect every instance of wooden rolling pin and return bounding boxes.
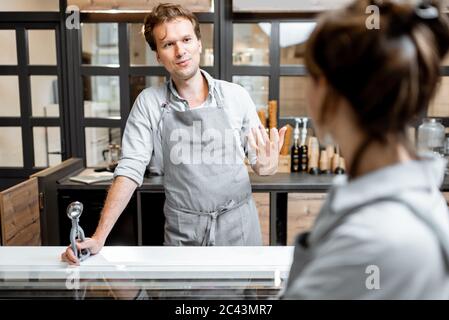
[338,157,346,173]
[280,124,293,156]
[268,100,278,129]
[331,154,340,173]
[326,144,335,160]
[319,150,331,174]
[309,152,319,175]
[257,110,267,128]
[308,137,319,159]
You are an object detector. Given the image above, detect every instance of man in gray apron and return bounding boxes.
[61,3,286,264]
[160,81,264,246]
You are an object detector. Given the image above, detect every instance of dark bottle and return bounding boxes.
[291,140,300,173]
[299,118,309,172]
[291,119,301,173]
[334,156,346,175]
[299,144,308,172]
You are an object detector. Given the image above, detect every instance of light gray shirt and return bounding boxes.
[114,70,261,186]
[283,156,449,299]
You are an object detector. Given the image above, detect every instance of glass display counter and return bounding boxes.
[0,246,293,299]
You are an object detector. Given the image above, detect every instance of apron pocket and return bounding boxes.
[164,203,205,246]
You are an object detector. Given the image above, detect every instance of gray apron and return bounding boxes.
[283,195,449,296]
[158,84,262,246]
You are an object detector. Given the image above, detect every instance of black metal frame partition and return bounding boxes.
[0,8,70,187]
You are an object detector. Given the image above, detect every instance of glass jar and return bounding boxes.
[417,118,445,156]
[444,136,449,174]
[102,143,121,170]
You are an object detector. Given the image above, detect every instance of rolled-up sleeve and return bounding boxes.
[113,93,153,187]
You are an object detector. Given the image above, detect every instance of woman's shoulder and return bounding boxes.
[327,198,449,268]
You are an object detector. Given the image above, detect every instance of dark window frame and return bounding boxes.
[0,16,67,178]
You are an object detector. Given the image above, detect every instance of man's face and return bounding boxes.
[153,18,202,81]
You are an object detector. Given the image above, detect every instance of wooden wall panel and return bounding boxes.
[253,193,270,246]
[0,177,41,246]
[287,193,326,245]
[428,77,449,117]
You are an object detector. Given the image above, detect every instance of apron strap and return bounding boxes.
[167,195,251,246]
[212,84,224,109]
[153,79,223,170]
[157,80,222,135]
[201,198,238,246]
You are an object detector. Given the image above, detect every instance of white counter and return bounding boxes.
[0,246,294,280]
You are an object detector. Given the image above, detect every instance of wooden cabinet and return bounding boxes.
[0,178,41,246]
[253,192,326,246]
[253,193,270,246]
[287,193,326,245]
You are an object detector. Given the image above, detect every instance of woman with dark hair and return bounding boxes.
[283,0,449,299]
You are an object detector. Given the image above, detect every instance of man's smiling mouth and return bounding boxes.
[176,58,191,66]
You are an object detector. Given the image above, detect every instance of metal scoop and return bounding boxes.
[67,201,91,262]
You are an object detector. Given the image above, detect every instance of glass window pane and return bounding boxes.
[0,30,17,65]
[233,0,347,12]
[84,76,120,119]
[0,76,21,117]
[200,24,214,67]
[428,77,449,117]
[85,127,121,167]
[33,127,61,167]
[233,24,270,66]
[129,23,157,66]
[82,23,119,66]
[280,76,308,117]
[233,76,269,110]
[280,23,316,65]
[28,30,57,65]
[30,76,59,117]
[69,0,213,12]
[0,127,23,167]
[0,0,58,11]
[130,76,166,107]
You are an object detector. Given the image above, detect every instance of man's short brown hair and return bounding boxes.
[143,3,201,51]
